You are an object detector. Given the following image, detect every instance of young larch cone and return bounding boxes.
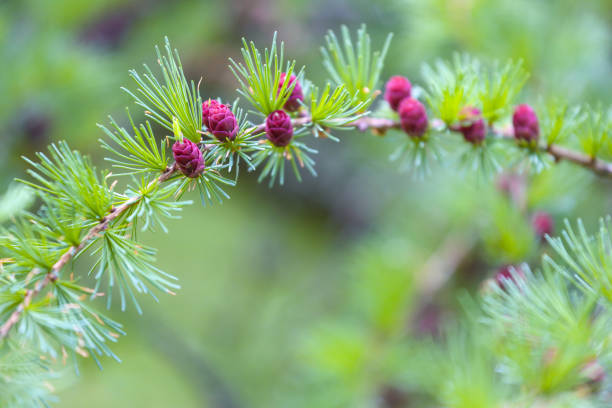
[172,138,205,178]
[207,103,238,142]
[265,110,293,147]
[532,211,554,240]
[202,99,220,129]
[398,98,428,137]
[278,72,304,112]
[384,75,412,112]
[513,104,539,142]
[456,106,486,144]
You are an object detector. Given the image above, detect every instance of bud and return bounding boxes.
[202,99,220,129]
[398,98,428,137]
[532,211,554,240]
[265,110,293,147]
[208,103,238,142]
[172,138,205,178]
[278,72,304,112]
[384,75,412,112]
[495,265,525,291]
[455,106,486,144]
[512,104,539,142]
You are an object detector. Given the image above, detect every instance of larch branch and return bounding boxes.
[0,164,177,340]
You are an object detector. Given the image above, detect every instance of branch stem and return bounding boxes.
[287,115,612,177]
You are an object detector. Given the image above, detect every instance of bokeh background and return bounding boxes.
[1,0,611,406]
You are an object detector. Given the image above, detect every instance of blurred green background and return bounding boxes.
[1,0,611,407]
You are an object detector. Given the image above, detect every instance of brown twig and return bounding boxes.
[475,122,612,177]
[545,144,612,177]
[0,164,177,340]
[348,117,612,178]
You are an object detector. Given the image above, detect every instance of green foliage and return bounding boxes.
[229,33,301,116]
[483,266,606,395]
[0,217,63,271]
[0,38,206,406]
[422,54,480,125]
[541,100,585,146]
[173,161,235,205]
[21,142,113,221]
[32,197,84,247]
[389,134,442,178]
[0,185,33,223]
[478,59,528,123]
[423,55,526,126]
[455,139,503,177]
[91,229,179,313]
[309,83,368,141]
[123,37,202,142]
[578,107,611,158]
[121,178,191,235]
[433,327,508,408]
[99,112,169,176]
[408,224,612,407]
[251,135,317,187]
[321,25,392,109]
[546,217,612,304]
[53,281,124,363]
[0,341,57,408]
